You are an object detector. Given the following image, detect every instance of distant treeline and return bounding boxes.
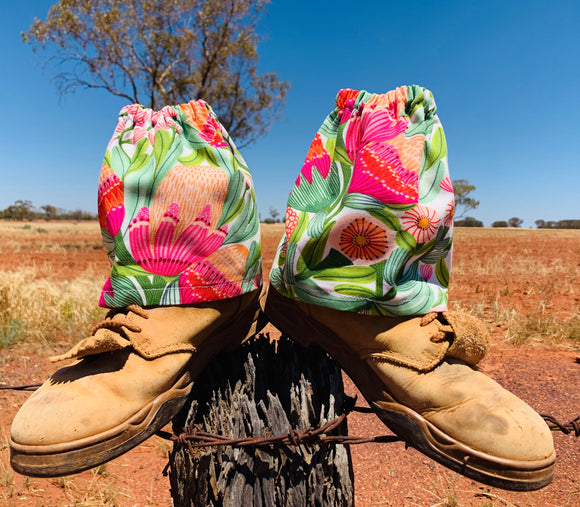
[0,200,96,221]
[534,219,580,229]
[456,217,580,229]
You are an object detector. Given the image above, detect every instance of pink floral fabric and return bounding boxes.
[98,100,262,308]
[271,86,454,316]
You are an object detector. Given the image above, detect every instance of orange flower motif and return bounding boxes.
[366,86,408,119]
[297,133,330,185]
[387,133,425,175]
[285,207,299,240]
[98,164,124,236]
[179,100,227,147]
[339,217,388,261]
[444,199,455,227]
[179,100,211,131]
[336,89,360,110]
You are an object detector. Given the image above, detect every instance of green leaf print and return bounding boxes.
[177,148,207,166]
[113,234,135,265]
[153,128,172,169]
[383,248,410,286]
[377,280,438,316]
[287,164,341,212]
[130,137,150,172]
[161,279,181,305]
[334,284,376,299]
[216,169,245,228]
[181,123,212,150]
[105,275,142,307]
[395,230,417,251]
[435,257,450,288]
[133,274,170,306]
[311,248,351,273]
[420,235,452,264]
[313,265,376,283]
[306,219,336,268]
[319,110,340,139]
[307,210,327,238]
[290,211,310,243]
[425,126,447,171]
[110,145,130,179]
[343,193,387,210]
[367,208,401,231]
[405,117,434,138]
[411,237,436,259]
[223,195,259,245]
[419,160,445,203]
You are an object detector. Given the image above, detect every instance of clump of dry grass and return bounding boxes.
[503,304,580,346]
[0,268,105,349]
[452,298,580,348]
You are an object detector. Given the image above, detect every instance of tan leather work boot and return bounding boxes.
[264,287,556,491]
[10,289,265,477]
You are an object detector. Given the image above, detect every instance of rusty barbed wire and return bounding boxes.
[161,409,580,451]
[0,383,42,391]
[541,415,580,437]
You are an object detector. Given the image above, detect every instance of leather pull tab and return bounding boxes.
[443,311,490,365]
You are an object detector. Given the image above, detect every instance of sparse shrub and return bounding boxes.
[491,221,508,228]
[0,319,25,349]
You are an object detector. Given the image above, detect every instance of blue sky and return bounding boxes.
[1,1,578,227]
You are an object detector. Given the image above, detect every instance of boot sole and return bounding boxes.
[264,287,555,491]
[10,289,267,478]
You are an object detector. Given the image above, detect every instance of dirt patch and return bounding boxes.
[0,224,578,506]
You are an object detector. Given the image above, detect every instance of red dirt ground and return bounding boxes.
[1,223,578,506]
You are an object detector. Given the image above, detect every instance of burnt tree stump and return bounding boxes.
[167,333,354,506]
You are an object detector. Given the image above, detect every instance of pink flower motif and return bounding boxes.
[439,176,454,193]
[344,105,409,161]
[179,260,242,304]
[128,203,228,276]
[113,104,182,145]
[419,263,433,280]
[99,277,113,307]
[297,133,330,186]
[444,199,455,227]
[347,142,419,205]
[401,205,441,243]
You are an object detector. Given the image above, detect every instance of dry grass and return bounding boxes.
[0,268,105,350]
[450,227,580,348]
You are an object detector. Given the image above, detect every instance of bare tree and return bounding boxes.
[23,0,289,147]
[452,179,479,219]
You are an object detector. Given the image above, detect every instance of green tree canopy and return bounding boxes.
[23,0,289,147]
[508,217,524,228]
